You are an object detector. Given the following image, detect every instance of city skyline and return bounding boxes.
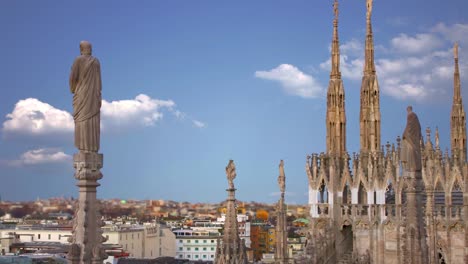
[1,0,468,203]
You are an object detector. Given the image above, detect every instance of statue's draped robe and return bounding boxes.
[69,55,102,152]
[401,111,422,172]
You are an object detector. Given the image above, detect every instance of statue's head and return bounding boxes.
[407,105,413,113]
[80,41,92,56]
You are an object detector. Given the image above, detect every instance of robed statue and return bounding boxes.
[366,0,373,20]
[401,106,422,172]
[226,160,236,189]
[278,160,285,194]
[70,41,102,152]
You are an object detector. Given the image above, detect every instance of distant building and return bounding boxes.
[172,228,220,262]
[250,220,275,261]
[0,222,175,260]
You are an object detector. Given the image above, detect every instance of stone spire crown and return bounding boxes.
[331,0,341,78]
[215,160,247,264]
[450,42,467,161]
[326,0,347,156]
[364,0,376,74]
[359,0,381,153]
[275,160,288,263]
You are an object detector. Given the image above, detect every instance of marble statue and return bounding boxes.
[401,106,422,172]
[455,42,459,59]
[333,0,338,19]
[366,0,373,20]
[278,160,285,193]
[226,160,236,189]
[70,41,102,152]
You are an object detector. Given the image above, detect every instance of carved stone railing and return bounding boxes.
[434,205,446,219]
[340,204,404,222]
[429,205,464,221]
[317,203,330,217]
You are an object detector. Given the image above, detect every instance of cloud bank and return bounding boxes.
[3,94,204,136]
[255,64,324,98]
[5,148,72,166]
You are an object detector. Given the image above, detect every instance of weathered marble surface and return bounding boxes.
[70,40,102,153]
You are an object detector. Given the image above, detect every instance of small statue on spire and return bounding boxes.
[278,160,286,194]
[454,42,459,60]
[333,0,339,20]
[226,160,236,189]
[366,0,373,20]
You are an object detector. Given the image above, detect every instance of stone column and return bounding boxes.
[68,152,106,264]
[309,188,319,217]
[464,164,468,263]
[403,173,428,264]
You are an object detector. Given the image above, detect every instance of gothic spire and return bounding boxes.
[326,0,347,155]
[454,43,462,103]
[215,160,247,264]
[275,160,288,263]
[450,43,467,161]
[359,0,381,153]
[331,0,341,78]
[364,0,376,74]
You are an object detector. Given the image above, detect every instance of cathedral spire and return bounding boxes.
[326,0,346,155]
[454,43,462,103]
[331,0,340,78]
[275,160,288,264]
[364,0,376,74]
[215,160,247,264]
[450,43,467,161]
[359,0,381,153]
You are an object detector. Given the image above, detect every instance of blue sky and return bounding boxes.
[1,0,468,204]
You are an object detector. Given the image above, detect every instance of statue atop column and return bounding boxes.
[70,40,102,153]
[278,160,285,194]
[401,106,422,172]
[333,0,339,20]
[226,160,236,189]
[68,41,106,264]
[366,0,373,20]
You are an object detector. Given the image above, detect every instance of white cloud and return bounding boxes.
[255,64,324,98]
[101,94,175,127]
[320,40,364,81]
[340,39,364,56]
[318,23,468,102]
[3,94,205,136]
[192,120,206,128]
[432,23,468,45]
[2,98,74,135]
[391,33,443,54]
[6,148,72,166]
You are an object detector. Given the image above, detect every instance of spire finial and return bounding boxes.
[330,0,341,78]
[426,127,431,143]
[366,0,373,21]
[333,0,339,20]
[435,126,440,149]
[454,42,459,60]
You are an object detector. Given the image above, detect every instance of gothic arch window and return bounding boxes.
[343,184,351,204]
[358,182,367,204]
[318,180,328,203]
[434,180,445,206]
[451,179,463,206]
[385,181,395,204]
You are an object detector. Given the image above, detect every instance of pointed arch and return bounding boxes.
[434,178,446,206]
[450,177,463,206]
[358,181,367,204]
[385,180,395,204]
